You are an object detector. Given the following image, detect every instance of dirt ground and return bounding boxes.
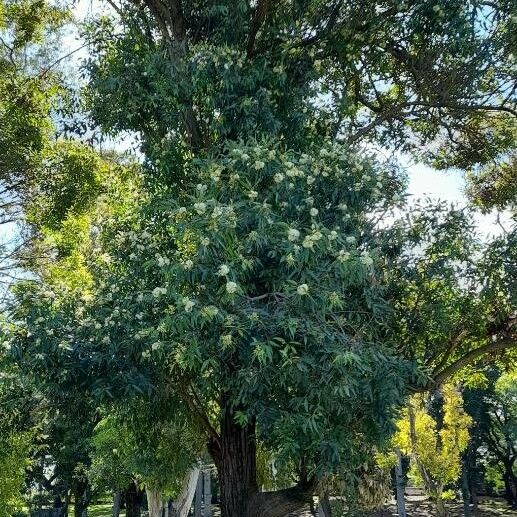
[210,496,516,516]
[383,495,516,516]
[288,495,516,516]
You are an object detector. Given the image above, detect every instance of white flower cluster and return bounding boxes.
[302,231,322,249]
[217,264,230,276]
[152,286,167,297]
[182,297,195,312]
[226,281,238,294]
[297,283,309,296]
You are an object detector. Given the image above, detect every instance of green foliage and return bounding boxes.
[0,430,33,517]
[84,0,516,166]
[19,140,421,478]
[27,141,106,231]
[90,399,204,496]
[466,155,517,212]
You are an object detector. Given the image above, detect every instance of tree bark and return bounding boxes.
[394,449,407,517]
[502,465,517,508]
[112,491,122,517]
[461,461,471,517]
[435,497,448,517]
[169,467,200,517]
[318,492,332,517]
[215,406,258,517]
[209,402,314,517]
[125,480,142,517]
[146,488,164,517]
[73,480,89,517]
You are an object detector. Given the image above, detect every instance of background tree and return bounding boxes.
[0,336,34,516]
[394,385,472,516]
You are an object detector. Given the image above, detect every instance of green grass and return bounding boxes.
[69,504,125,517]
[88,504,118,517]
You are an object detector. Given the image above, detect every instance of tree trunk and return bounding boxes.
[125,480,142,517]
[394,449,407,517]
[146,488,164,517]
[502,466,517,508]
[216,408,258,517]
[74,480,89,517]
[112,491,122,517]
[461,461,471,517]
[169,467,200,517]
[318,492,332,517]
[194,472,203,517]
[210,403,314,517]
[64,491,72,517]
[435,497,448,517]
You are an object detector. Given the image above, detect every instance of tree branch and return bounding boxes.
[247,0,275,59]
[429,333,516,388]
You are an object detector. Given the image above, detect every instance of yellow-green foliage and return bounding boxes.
[25,141,144,295]
[0,431,32,517]
[43,213,93,291]
[394,385,472,493]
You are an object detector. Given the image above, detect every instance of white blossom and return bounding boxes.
[248,190,258,200]
[360,251,374,266]
[287,228,300,241]
[210,167,222,182]
[221,334,233,347]
[297,283,309,296]
[310,207,319,217]
[194,202,207,214]
[217,264,230,276]
[157,255,170,267]
[274,173,284,183]
[226,281,238,294]
[328,230,338,241]
[338,250,351,262]
[254,161,265,170]
[212,206,223,218]
[183,297,195,312]
[152,287,167,297]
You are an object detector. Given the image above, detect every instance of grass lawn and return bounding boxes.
[88,504,119,517]
[69,504,124,517]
